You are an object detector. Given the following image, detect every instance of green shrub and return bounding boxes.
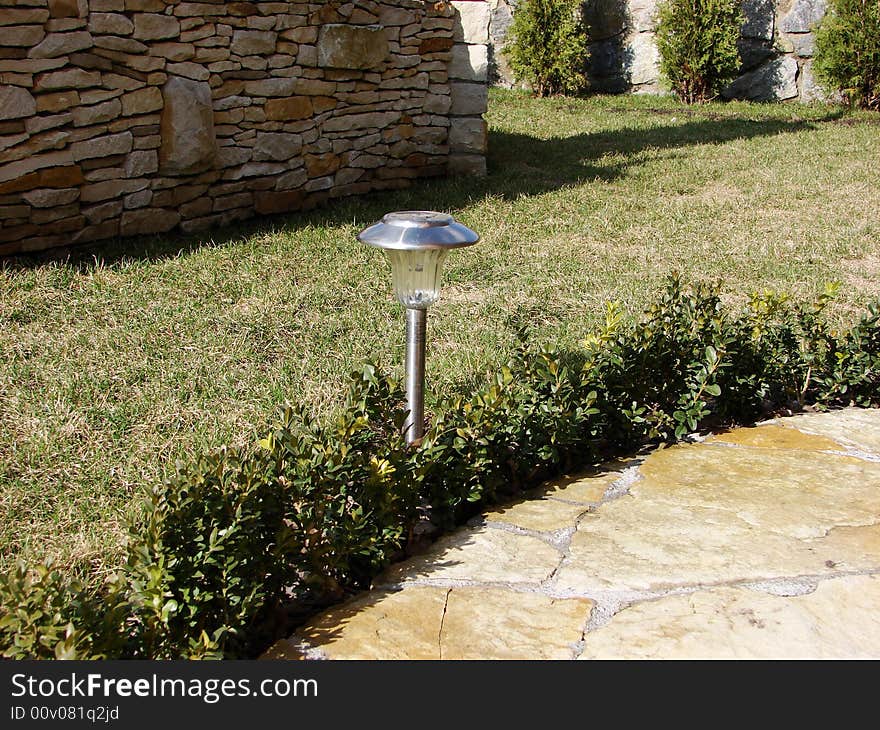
[0,561,127,659]
[655,0,743,103]
[2,277,878,659]
[123,445,288,659]
[814,0,880,110]
[419,338,601,527]
[259,363,419,592]
[504,0,590,97]
[124,363,418,658]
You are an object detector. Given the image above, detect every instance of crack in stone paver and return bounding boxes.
[437,588,451,661]
[574,567,880,630]
[569,601,599,660]
[482,518,581,552]
[382,578,552,593]
[832,449,880,463]
[742,577,820,596]
[571,599,627,659]
[542,508,597,590]
[803,519,880,542]
[568,568,880,662]
[579,572,880,659]
[599,464,643,502]
[378,556,880,604]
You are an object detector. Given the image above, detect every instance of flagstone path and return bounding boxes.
[266,408,880,660]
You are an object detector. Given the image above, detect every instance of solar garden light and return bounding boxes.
[358,211,480,445]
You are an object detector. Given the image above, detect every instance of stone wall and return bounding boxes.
[0,0,490,256]
[486,0,829,103]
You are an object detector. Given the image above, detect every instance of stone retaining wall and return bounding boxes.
[0,0,489,256]
[487,0,829,103]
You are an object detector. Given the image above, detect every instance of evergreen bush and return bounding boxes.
[655,0,743,103]
[504,0,590,96]
[814,0,880,110]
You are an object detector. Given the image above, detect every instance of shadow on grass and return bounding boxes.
[2,109,843,272]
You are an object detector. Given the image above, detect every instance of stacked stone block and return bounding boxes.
[0,0,490,256]
[448,0,488,176]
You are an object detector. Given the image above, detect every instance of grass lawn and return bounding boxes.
[1,89,878,575]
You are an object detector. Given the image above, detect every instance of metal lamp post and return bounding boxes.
[358,211,479,444]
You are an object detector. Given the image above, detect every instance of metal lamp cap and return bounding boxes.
[357,210,480,251]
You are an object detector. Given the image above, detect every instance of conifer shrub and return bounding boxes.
[655,0,743,103]
[504,0,590,96]
[814,0,880,110]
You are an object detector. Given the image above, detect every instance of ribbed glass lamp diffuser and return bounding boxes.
[385,247,448,309]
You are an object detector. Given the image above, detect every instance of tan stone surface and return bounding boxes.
[451,1,491,44]
[230,30,277,56]
[0,85,36,120]
[780,409,880,455]
[440,588,593,660]
[38,68,101,90]
[580,574,880,659]
[706,424,844,452]
[0,150,74,184]
[121,87,163,116]
[449,116,487,154]
[264,96,313,121]
[637,443,880,536]
[133,13,180,41]
[0,25,45,47]
[447,153,487,177]
[0,0,483,252]
[554,440,880,594]
[483,497,588,533]
[531,468,628,505]
[88,12,134,36]
[252,131,302,161]
[29,30,93,59]
[378,524,561,587]
[120,208,180,236]
[280,585,593,660]
[265,412,880,660]
[295,586,449,660]
[70,131,132,161]
[22,187,78,208]
[450,81,488,115]
[449,43,489,82]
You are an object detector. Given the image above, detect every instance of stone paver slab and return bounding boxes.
[580,574,880,659]
[706,424,844,452]
[266,408,880,660]
[553,439,880,594]
[276,585,449,660]
[377,524,562,587]
[554,498,862,594]
[275,585,594,660]
[777,409,880,456]
[440,588,593,660]
[482,497,589,533]
[635,443,880,537]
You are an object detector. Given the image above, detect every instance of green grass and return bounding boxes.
[1,89,878,573]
